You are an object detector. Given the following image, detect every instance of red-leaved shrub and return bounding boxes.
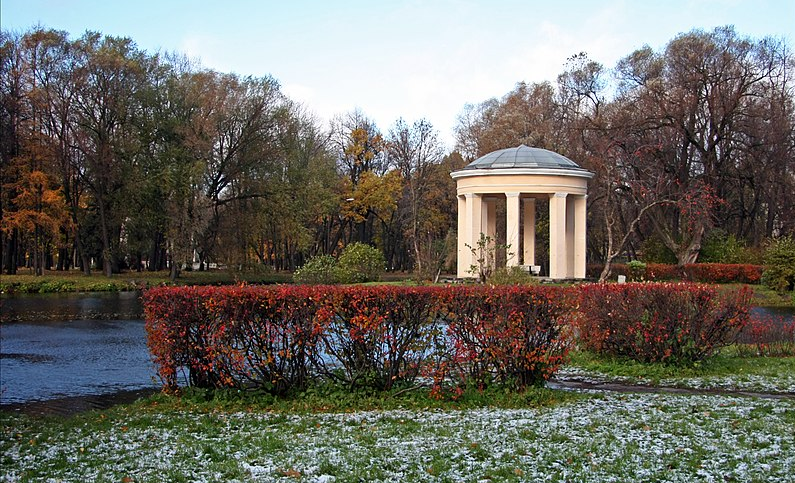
[589,263,762,284]
[682,264,762,284]
[144,285,326,393]
[576,283,751,363]
[644,263,682,281]
[144,286,215,390]
[201,285,326,393]
[144,284,574,394]
[434,285,573,392]
[313,285,446,390]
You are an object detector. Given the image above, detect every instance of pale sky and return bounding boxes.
[3,0,794,148]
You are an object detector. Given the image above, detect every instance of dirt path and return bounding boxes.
[548,378,795,400]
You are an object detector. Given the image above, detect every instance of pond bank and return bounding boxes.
[0,269,293,295]
[0,291,144,323]
[4,375,793,419]
[0,388,158,417]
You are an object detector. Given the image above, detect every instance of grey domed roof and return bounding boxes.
[463,145,584,171]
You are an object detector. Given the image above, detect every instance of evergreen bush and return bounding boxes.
[701,230,761,264]
[626,260,647,281]
[337,242,385,283]
[293,255,342,284]
[487,266,536,285]
[762,236,795,292]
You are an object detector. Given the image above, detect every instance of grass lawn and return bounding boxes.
[724,283,794,308]
[1,388,793,482]
[2,351,793,481]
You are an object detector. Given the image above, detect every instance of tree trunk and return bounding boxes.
[168,240,179,281]
[198,250,207,271]
[56,247,67,271]
[45,246,54,271]
[96,197,114,277]
[412,225,422,274]
[149,232,162,272]
[76,234,91,275]
[676,225,705,266]
[33,225,43,276]
[2,229,19,275]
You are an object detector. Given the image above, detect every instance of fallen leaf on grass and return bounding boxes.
[281,468,301,478]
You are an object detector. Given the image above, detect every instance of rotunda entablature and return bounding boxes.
[451,170,591,197]
[450,145,594,196]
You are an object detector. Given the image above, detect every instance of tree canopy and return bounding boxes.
[1,26,792,278]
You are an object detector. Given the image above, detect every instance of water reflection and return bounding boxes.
[0,291,143,323]
[751,306,795,319]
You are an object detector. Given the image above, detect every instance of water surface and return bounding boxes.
[1,318,156,404]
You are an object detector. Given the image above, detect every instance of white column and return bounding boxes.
[549,192,568,279]
[457,195,469,278]
[505,192,521,267]
[483,197,497,272]
[566,196,576,278]
[482,197,497,242]
[464,193,482,278]
[523,198,536,266]
[574,195,587,279]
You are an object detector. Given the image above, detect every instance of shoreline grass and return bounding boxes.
[0,269,423,295]
[724,283,794,308]
[2,272,791,309]
[0,269,294,294]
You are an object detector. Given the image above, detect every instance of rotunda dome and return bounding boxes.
[462,144,587,173]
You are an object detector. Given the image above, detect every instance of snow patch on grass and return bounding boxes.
[2,393,793,482]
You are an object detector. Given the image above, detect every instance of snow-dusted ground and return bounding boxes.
[2,392,793,482]
[557,365,795,394]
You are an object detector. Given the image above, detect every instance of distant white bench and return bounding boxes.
[519,265,542,275]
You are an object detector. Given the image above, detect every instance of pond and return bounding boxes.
[0,292,155,405]
[0,292,792,407]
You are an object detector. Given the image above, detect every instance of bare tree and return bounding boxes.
[386,118,444,273]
